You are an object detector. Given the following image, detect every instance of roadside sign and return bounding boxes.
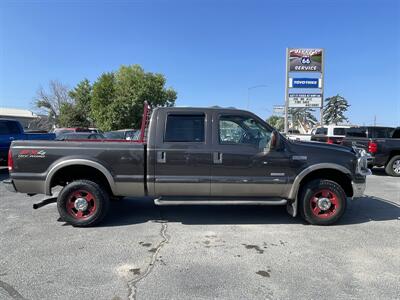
[273,105,285,115]
[289,78,322,88]
[289,49,323,72]
[284,48,325,133]
[288,93,323,108]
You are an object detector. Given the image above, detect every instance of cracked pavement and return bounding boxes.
[0,167,399,299]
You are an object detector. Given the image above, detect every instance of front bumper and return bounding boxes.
[352,180,366,198]
[3,179,17,193]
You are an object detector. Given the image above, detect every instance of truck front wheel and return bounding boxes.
[57,180,110,227]
[385,155,400,177]
[299,179,347,225]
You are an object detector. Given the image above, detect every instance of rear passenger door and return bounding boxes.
[154,111,212,196]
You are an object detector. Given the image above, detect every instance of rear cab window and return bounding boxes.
[164,114,205,142]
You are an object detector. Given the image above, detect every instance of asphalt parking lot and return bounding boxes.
[0,168,399,300]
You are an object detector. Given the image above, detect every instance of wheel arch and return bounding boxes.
[289,164,353,199]
[45,159,116,196]
[387,151,400,164]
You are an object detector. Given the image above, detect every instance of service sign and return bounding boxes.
[289,78,321,88]
[289,49,323,72]
[288,93,323,108]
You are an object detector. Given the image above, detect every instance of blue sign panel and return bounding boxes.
[290,78,320,88]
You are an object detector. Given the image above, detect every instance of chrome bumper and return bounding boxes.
[352,180,366,198]
[3,179,17,193]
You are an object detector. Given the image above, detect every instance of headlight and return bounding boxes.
[355,151,372,176]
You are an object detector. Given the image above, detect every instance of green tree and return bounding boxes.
[266,115,284,131]
[91,73,116,131]
[323,94,350,125]
[289,108,318,132]
[91,65,177,131]
[59,79,93,128]
[58,102,90,127]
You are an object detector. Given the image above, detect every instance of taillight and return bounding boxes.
[327,138,334,144]
[7,149,13,172]
[368,141,378,154]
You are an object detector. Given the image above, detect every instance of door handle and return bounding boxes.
[157,151,166,163]
[213,152,223,164]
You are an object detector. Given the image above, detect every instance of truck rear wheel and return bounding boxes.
[385,155,400,177]
[57,180,110,227]
[299,179,347,225]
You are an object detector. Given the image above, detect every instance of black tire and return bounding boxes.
[299,179,347,225]
[385,155,400,177]
[57,180,110,227]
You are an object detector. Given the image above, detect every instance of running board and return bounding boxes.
[154,198,287,206]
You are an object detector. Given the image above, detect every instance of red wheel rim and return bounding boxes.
[66,190,96,219]
[309,189,340,219]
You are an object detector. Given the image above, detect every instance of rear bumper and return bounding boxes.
[3,179,17,193]
[352,180,367,198]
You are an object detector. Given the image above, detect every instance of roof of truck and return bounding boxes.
[154,106,245,113]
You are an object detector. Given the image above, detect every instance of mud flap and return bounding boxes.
[286,197,297,217]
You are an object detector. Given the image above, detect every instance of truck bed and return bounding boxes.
[10,140,146,196]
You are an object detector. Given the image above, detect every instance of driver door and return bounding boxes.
[210,113,288,197]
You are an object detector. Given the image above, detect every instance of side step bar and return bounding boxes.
[154,198,287,206]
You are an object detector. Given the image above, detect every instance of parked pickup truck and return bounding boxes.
[353,127,400,177]
[5,104,371,226]
[341,126,396,170]
[0,119,55,165]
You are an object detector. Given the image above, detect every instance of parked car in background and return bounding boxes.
[285,129,313,142]
[311,125,353,144]
[341,126,395,150]
[358,127,400,176]
[52,127,92,137]
[0,119,55,164]
[56,132,105,141]
[5,104,370,227]
[88,128,103,134]
[104,129,140,140]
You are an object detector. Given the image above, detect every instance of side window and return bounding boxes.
[0,121,9,134]
[219,119,245,144]
[164,114,205,142]
[346,128,367,138]
[392,129,400,139]
[315,127,327,135]
[372,127,392,138]
[333,128,346,136]
[219,115,272,149]
[7,121,21,134]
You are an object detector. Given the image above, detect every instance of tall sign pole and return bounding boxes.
[284,48,289,134]
[320,49,325,126]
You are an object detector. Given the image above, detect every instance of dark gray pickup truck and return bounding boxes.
[5,105,371,226]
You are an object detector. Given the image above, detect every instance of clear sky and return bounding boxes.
[1,0,399,126]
